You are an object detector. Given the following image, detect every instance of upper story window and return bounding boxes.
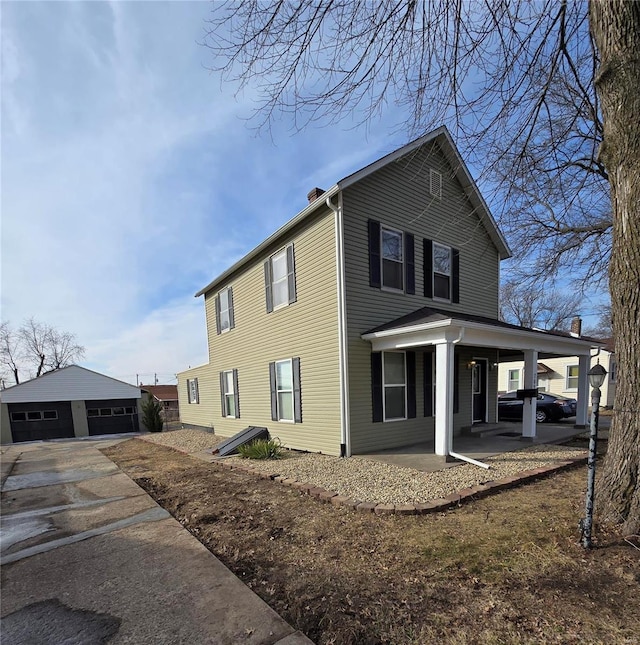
[368,220,415,295]
[381,227,404,291]
[264,244,297,312]
[215,287,234,334]
[423,239,459,303]
[433,242,452,300]
[187,378,199,404]
[566,365,579,390]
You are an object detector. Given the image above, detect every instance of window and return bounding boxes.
[433,242,452,300]
[220,369,239,418]
[508,369,520,392]
[430,169,442,198]
[269,358,302,423]
[87,409,99,417]
[609,359,617,382]
[216,287,234,334]
[423,239,459,302]
[381,227,404,291]
[264,244,296,312]
[368,220,415,294]
[187,378,199,404]
[112,407,125,416]
[566,365,579,390]
[11,410,58,422]
[383,352,406,421]
[100,408,112,416]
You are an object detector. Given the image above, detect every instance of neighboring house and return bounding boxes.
[499,332,616,408]
[141,384,180,421]
[0,365,142,444]
[178,127,600,458]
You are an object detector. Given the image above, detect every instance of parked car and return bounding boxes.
[498,391,577,423]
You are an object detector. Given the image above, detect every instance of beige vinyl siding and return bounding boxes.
[189,208,341,455]
[341,141,502,453]
[177,364,219,431]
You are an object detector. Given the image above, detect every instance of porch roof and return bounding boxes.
[361,306,603,357]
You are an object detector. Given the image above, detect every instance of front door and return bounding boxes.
[472,359,487,423]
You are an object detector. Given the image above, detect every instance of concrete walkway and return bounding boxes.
[0,439,312,645]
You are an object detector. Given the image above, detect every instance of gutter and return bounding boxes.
[326,193,351,457]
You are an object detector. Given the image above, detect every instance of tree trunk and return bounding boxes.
[589,0,640,535]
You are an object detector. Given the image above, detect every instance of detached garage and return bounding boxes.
[0,365,143,444]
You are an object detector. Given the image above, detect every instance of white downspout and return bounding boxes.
[327,194,351,457]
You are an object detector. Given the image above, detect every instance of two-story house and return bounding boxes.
[178,127,599,459]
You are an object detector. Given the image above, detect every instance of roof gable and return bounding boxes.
[0,365,141,404]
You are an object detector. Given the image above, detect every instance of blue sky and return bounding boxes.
[2,0,415,385]
[1,1,605,386]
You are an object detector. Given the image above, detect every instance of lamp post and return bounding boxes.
[580,362,607,548]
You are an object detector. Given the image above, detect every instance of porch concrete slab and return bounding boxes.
[360,421,586,472]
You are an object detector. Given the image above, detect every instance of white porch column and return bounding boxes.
[575,354,590,427]
[522,349,538,439]
[435,341,455,456]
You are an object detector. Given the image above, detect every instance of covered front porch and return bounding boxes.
[362,307,602,460]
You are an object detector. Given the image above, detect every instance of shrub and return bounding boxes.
[237,438,283,460]
[141,396,164,433]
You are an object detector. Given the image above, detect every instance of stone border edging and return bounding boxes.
[211,456,588,515]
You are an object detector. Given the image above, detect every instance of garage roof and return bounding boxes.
[0,365,141,404]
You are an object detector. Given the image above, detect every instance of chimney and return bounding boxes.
[307,187,325,203]
[570,316,582,337]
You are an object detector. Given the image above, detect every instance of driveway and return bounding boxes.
[0,439,311,645]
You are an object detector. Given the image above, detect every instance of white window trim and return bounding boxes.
[222,369,236,418]
[188,378,199,404]
[432,242,452,302]
[507,368,520,392]
[270,247,290,311]
[566,365,579,391]
[219,287,232,333]
[380,226,404,292]
[275,358,295,423]
[382,351,407,422]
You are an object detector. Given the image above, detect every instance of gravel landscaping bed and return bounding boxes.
[139,429,586,505]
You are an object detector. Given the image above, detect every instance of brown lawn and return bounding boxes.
[103,439,640,645]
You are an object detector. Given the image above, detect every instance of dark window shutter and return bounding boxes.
[405,233,415,295]
[368,219,381,288]
[292,357,302,423]
[371,352,383,422]
[453,357,459,414]
[264,260,273,313]
[269,362,277,420]
[452,248,460,303]
[219,372,226,417]
[424,352,433,417]
[195,379,199,404]
[215,294,221,335]
[233,368,240,418]
[423,238,433,298]
[228,288,235,329]
[287,244,297,304]
[407,351,416,418]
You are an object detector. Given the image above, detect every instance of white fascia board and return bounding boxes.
[195,185,340,297]
[363,319,601,356]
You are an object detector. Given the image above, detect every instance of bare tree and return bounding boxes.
[0,319,85,385]
[204,0,640,532]
[583,304,613,339]
[500,280,583,330]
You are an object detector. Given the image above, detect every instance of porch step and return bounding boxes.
[461,423,516,438]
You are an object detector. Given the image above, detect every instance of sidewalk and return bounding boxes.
[1,439,312,645]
